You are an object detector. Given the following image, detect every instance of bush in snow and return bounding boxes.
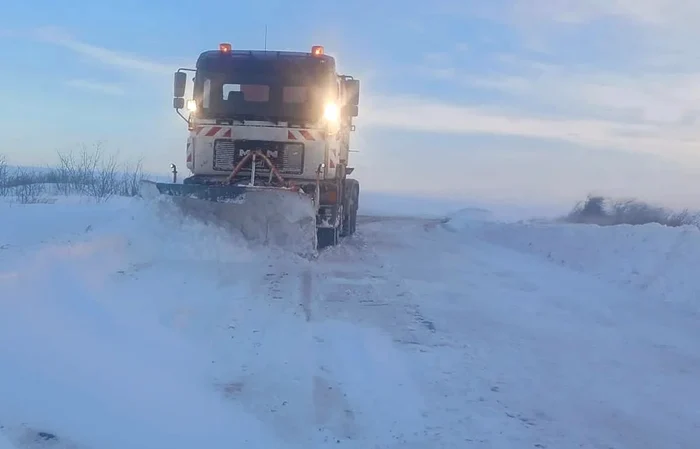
[0,154,7,196]
[50,143,145,201]
[0,159,48,204]
[563,194,700,228]
[10,167,50,204]
[0,143,146,203]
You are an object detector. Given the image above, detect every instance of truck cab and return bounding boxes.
[173,44,358,184]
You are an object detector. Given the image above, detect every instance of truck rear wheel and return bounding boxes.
[317,226,339,248]
[341,179,359,237]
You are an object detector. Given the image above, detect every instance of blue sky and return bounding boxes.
[3,0,700,208]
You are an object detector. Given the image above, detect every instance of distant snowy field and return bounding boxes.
[1,178,699,448]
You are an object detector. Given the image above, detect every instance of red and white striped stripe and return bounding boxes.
[287,129,324,141]
[193,126,232,138]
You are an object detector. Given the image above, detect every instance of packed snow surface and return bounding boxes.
[0,193,698,449]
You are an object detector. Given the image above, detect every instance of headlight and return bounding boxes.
[186,99,197,112]
[323,103,339,122]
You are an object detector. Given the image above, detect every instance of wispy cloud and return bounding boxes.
[422,0,700,64]
[504,0,700,58]
[390,0,700,162]
[65,79,125,96]
[360,94,699,161]
[458,62,700,125]
[32,26,172,75]
[414,50,700,128]
[508,0,700,28]
[427,0,700,31]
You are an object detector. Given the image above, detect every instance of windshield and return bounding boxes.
[193,57,337,122]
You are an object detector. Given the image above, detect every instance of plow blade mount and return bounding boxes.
[140,180,318,256]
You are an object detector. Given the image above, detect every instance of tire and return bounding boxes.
[317,226,339,249]
[351,182,359,234]
[347,199,357,235]
[341,179,359,237]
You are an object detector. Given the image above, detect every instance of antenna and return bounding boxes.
[264,25,267,50]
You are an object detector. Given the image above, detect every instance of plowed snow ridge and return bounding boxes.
[0,195,698,449]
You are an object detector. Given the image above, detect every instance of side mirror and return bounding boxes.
[174,72,187,98]
[342,105,358,117]
[343,79,360,106]
[173,97,185,109]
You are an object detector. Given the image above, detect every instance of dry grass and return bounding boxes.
[0,144,146,204]
[561,194,700,228]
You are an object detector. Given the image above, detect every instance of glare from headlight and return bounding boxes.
[186,99,197,112]
[323,103,339,122]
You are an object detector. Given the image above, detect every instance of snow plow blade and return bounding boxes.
[139,180,318,256]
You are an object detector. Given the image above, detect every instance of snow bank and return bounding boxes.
[0,197,288,449]
[0,433,15,449]
[462,219,700,312]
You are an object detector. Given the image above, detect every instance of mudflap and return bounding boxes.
[139,180,318,257]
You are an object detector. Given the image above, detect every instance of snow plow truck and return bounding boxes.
[141,43,360,256]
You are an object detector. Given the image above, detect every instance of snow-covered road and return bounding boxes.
[1,195,698,449]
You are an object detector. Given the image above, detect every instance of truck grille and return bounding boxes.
[213,139,304,175]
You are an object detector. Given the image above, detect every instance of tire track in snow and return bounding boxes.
[210,253,368,446]
[315,217,446,348]
[300,268,313,322]
[307,218,460,447]
[232,232,438,447]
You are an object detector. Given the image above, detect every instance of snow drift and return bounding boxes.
[0,197,284,449]
[2,191,699,449]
